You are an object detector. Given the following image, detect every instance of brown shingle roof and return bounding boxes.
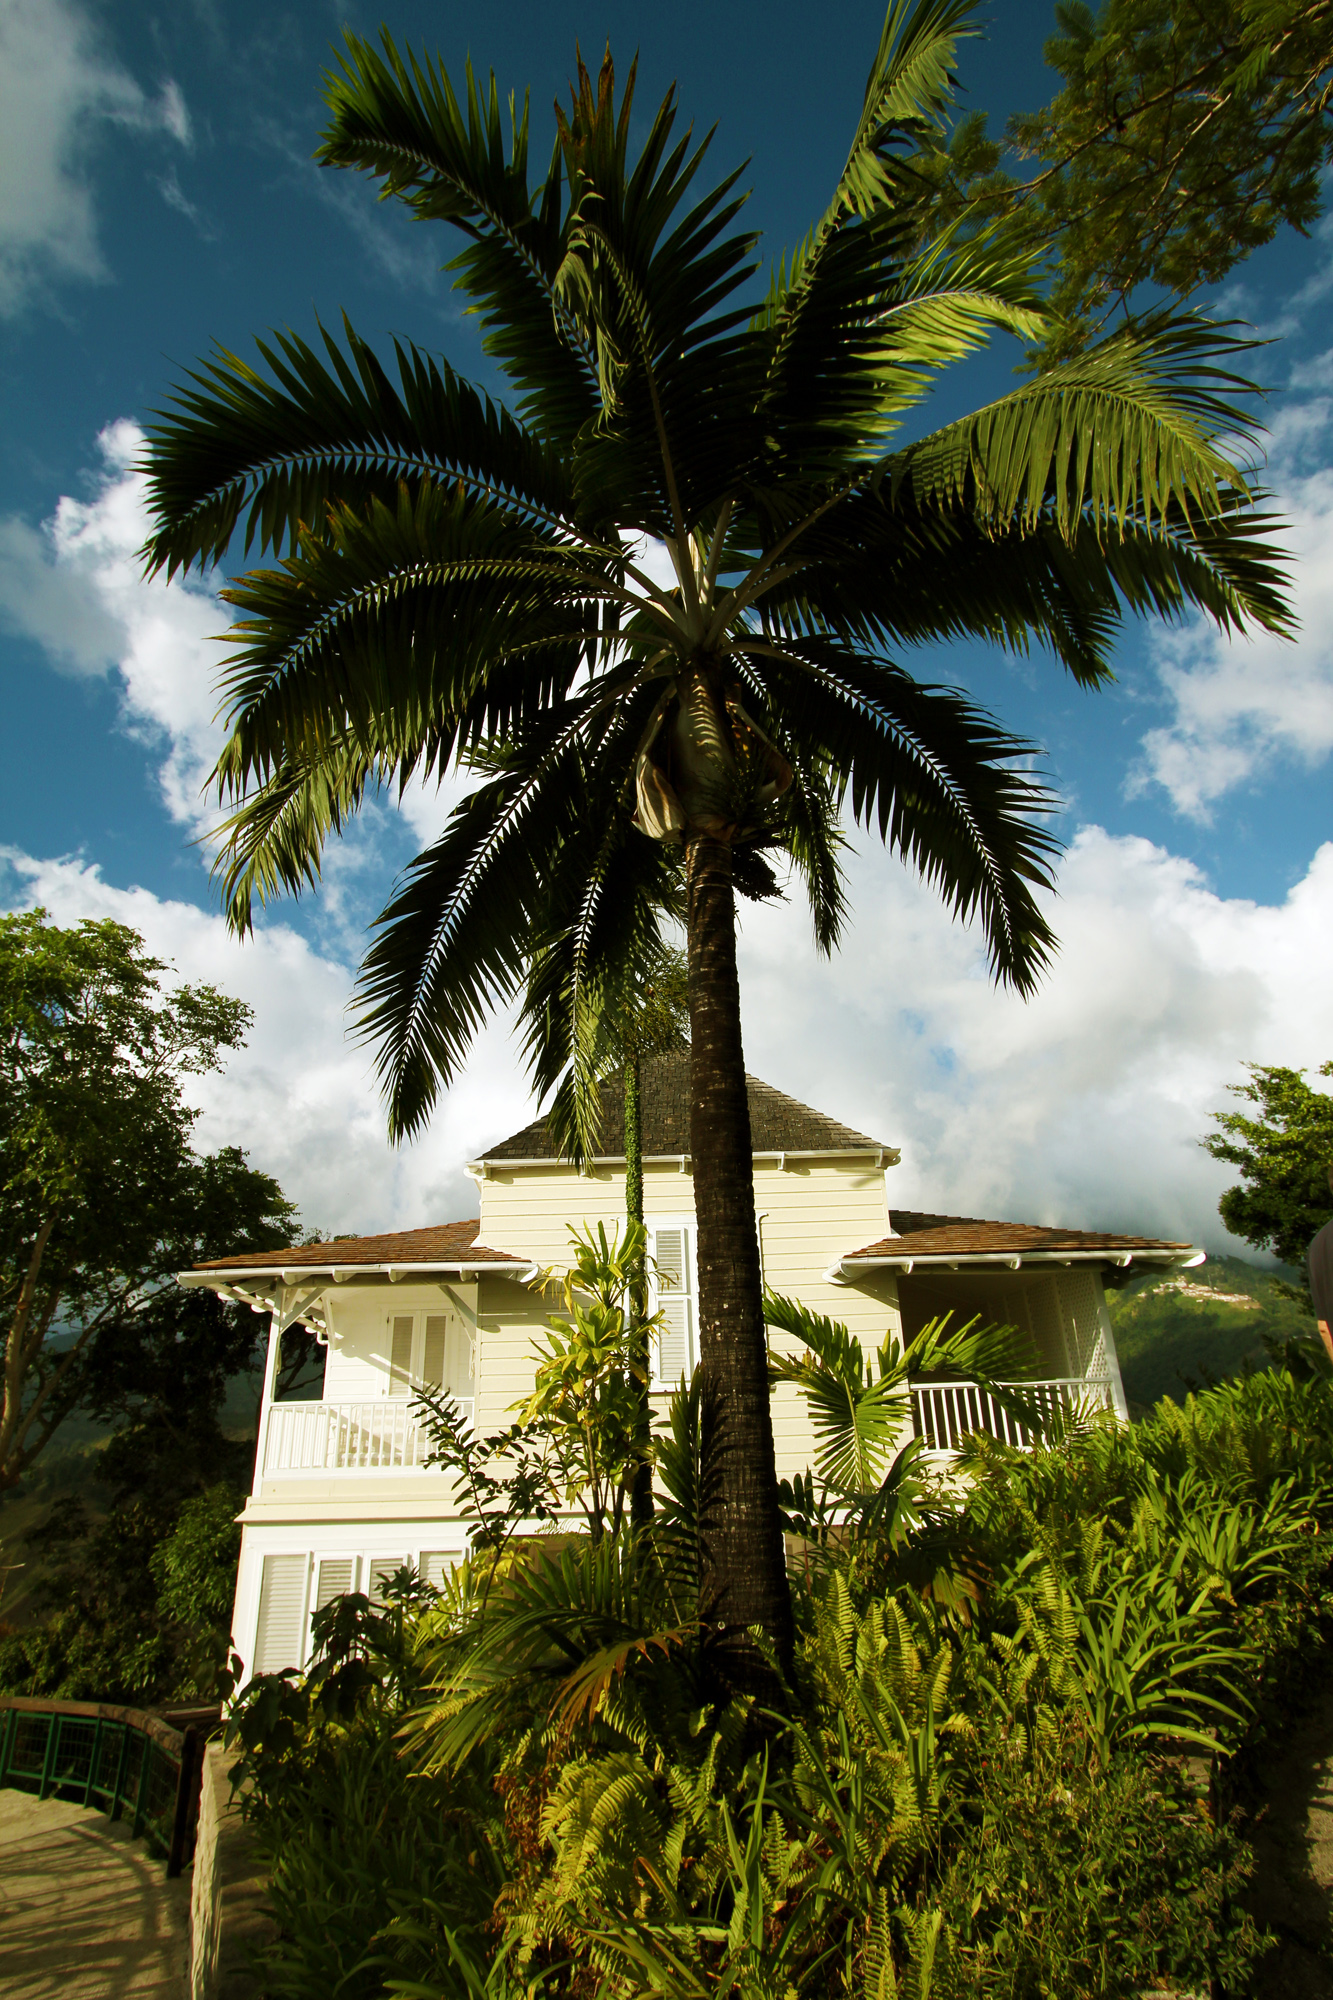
[847,1211,1193,1260]
[481,1050,889,1161]
[194,1218,525,1273]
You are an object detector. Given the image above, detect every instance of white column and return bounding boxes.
[253,1291,284,1490]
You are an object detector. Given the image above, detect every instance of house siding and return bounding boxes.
[472,1155,896,1464]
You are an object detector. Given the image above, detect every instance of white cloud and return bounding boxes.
[0,0,191,314]
[737,828,1333,1255]
[1132,391,1333,817]
[2,821,1325,1261]
[0,421,230,832]
[0,848,535,1237]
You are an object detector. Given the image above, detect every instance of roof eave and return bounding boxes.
[470,1145,900,1174]
[177,1259,537,1289]
[828,1245,1205,1279]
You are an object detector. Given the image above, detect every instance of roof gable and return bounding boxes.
[479,1050,889,1162]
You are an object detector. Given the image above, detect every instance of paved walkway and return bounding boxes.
[0,1790,189,1999]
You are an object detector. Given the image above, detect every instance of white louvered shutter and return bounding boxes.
[388,1314,414,1395]
[652,1226,692,1389]
[367,1557,407,1606]
[420,1550,461,1591]
[422,1315,447,1388]
[253,1554,308,1675]
[314,1557,354,1613]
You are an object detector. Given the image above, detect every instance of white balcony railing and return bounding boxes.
[261,1397,474,1474]
[910,1377,1114,1457]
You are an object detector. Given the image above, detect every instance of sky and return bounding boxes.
[0,0,1330,1255]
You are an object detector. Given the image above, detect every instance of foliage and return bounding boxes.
[1204,1062,1333,1299]
[537,928,691,1176]
[414,1224,662,1564]
[139,0,1290,1147]
[225,1576,510,2000]
[520,1223,658,1543]
[0,908,297,1489]
[0,1478,248,1703]
[222,1308,1333,1999]
[1001,0,1333,357]
[766,1291,1041,1492]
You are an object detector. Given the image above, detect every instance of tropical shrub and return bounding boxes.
[218,1248,1333,1996]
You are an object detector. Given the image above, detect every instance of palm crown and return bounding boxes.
[141,0,1290,1672]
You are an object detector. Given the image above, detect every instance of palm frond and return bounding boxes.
[748,638,1060,993]
[319,31,599,442]
[886,312,1289,597]
[141,319,575,578]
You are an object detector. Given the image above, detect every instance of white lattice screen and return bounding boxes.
[1058,1268,1108,1378]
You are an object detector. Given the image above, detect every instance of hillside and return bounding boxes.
[1107,1254,1313,1411]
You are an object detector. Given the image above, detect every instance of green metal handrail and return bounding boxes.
[0,1696,205,1877]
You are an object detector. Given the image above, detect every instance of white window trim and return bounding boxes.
[382,1306,475,1399]
[648,1218,697,1392]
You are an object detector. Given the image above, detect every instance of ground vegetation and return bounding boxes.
[220,1235,1333,1999]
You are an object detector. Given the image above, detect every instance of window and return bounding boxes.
[420,1550,463,1591]
[253,1553,308,1676]
[314,1556,354,1613]
[367,1556,408,1606]
[385,1309,474,1398]
[649,1223,696,1389]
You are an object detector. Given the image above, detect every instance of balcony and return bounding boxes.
[260,1397,474,1475]
[910,1377,1115,1456]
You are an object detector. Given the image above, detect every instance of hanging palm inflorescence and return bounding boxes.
[142,0,1290,1683]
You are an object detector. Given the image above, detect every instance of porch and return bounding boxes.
[260,1397,474,1475]
[909,1375,1116,1457]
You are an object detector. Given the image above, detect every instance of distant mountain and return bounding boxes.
[1106,1255,1312,1412]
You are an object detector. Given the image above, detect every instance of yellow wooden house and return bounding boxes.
[179,1053,1201,1681]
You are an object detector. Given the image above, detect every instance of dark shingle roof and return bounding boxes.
[480,1050,888,1161]
[847,1211,1193,1260]
[194,1218,525,1273]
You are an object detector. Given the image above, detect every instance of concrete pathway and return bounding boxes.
[0,1789,189,1999]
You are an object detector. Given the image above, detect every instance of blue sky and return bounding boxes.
[1,0,1330,1251]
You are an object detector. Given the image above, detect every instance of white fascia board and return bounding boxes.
[466,1146,901,1174]
[831,1246,1204,1277]
[176,1260,537,1291]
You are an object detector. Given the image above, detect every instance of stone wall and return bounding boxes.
[189,1743,276,2000]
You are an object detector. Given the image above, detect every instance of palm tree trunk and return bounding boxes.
[685,833,794,1688]
[624,1052,654,1524]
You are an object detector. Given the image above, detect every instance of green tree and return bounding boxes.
[1204,1062,1333,1285]
[0,909,297,1490]
[142,0,1288,1677]
[950,0,1333,357]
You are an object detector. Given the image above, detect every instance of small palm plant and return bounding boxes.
[766,1293,1045,1607]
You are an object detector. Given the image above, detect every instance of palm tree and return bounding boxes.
[142,0,1289,1685]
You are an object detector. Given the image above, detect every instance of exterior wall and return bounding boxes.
[475,1154,898,1470]
[231,1516,471,1682]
